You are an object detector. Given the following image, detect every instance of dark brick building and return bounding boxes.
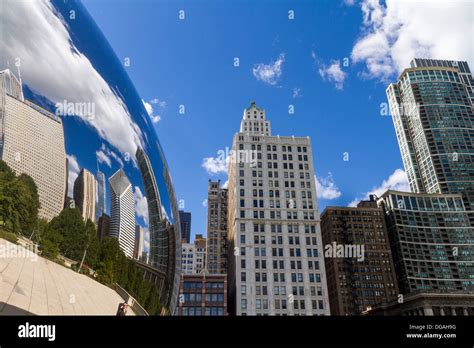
[321,196,398,315]
[177,273,227,316]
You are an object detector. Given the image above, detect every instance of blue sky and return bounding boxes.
[82,0,473,242]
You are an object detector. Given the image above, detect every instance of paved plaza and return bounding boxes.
[0,238,133,315]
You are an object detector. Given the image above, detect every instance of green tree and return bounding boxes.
[97,237,124,284]
[96,260,115,285]
[32,219,49,244]
[40,223,63,259]
[0,160,21,232]
[48,208,86,260]
[0,160,40,234]
[84,219,100,268]
[15,173,40,234]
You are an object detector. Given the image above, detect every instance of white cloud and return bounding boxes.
[202,151,230,174]
[222,180,229,189]
[95,149,112,167]
[96,143,123,168]
[142,99,161,124]
[292,87,301,98]
[344,0,356,6]
[150,115,161,123]
[315,173,342,200]
[202,199,208,208]
[319,60,347,90]
[252,53,285,85]
[348,168,410,206]
[142,99,153,116]
[134,186,149,226]
[351,0,474,81]
[66,154,80,197]
[150,98,166,108]
[1,1,145,159]
[108,148,124,167]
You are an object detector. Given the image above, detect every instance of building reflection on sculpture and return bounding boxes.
[136,147,181,313]
[0,0,181,314]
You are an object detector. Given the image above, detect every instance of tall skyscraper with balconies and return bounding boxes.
[0,69,66,221]
[109,168,136,258]
[179,210,191,243]
[369,58,474,316]
[227,102,330,316]
[386,59,474,216]
[96,169,106,223]
[206,180,228,274]
[73,168,96,222]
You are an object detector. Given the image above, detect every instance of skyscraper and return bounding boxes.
[73,168,96,222]
[378,190,473,295]
[179,210,191,243]
[206,180,228,274]
[368,190,474,316]
[321,196,398,315]
[0,69,66,221]
[386,59,474,216]
[96,169,106,223]
[134,225,145,260]
[109,168,136,258]
[369,58,474,316]
[227,102,330,316]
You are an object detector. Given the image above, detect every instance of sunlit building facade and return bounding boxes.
[109,168,136,258]
[73,168,96,222]
[227,102,330,316]
[181,234,207,275]
[134,225,145,260]
[0,69,66,221]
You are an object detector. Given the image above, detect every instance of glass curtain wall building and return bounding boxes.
[386,59,474,224]
[378,190,474,295]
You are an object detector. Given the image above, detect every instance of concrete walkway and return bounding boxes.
[0,238,133,315]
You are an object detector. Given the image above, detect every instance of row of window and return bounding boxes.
[181,307,225,316]
[240,299,324,311]
[238,143,308,153]
[183,282,225,289]
[240,271,322,283]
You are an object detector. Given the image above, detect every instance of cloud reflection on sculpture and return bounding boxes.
[0,0,181,313]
